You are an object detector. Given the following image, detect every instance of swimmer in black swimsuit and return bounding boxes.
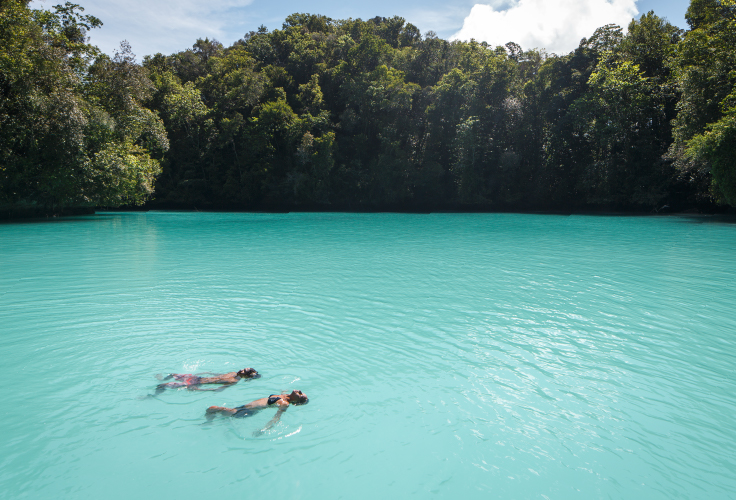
[205,390,308,436]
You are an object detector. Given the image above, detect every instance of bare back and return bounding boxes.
[199,372,240,385]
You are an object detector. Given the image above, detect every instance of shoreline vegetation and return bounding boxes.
[2,0,735,220]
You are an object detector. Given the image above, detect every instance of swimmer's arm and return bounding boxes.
[253,405,287,436]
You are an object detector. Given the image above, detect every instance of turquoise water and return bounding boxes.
[1,212,735,499]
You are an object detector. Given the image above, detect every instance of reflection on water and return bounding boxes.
[1,212,735,499]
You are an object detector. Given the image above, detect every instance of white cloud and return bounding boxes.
[451,0,638,54]
[31,0,256,57]
[401,3,480,38]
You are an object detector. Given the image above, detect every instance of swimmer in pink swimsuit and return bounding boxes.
[154,368,259,395]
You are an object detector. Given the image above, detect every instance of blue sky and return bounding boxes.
[31,0,691,58]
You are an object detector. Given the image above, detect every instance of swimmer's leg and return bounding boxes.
[190,383,234,392]
[155,381,187,395]
[141,384,170,399]
[205,406,237,421]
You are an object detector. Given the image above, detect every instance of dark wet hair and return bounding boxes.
[238,368,260,378]
[291,391,309,405]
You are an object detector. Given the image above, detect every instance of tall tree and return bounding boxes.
[0,1,167,213]
[670,0,736,205]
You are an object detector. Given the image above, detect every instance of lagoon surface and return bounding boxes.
[1,212,736,499]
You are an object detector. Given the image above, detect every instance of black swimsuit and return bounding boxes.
[233,395,283,418]
[233,405,254,418]
[232,394,283,418]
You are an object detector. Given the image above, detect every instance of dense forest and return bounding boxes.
[1,0,735,216]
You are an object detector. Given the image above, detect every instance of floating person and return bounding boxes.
[153,368,260,395]
[205,390,309,436]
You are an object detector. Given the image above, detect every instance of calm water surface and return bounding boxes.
[1,212,735,499]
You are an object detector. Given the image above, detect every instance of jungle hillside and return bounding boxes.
[2,0,736,216]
